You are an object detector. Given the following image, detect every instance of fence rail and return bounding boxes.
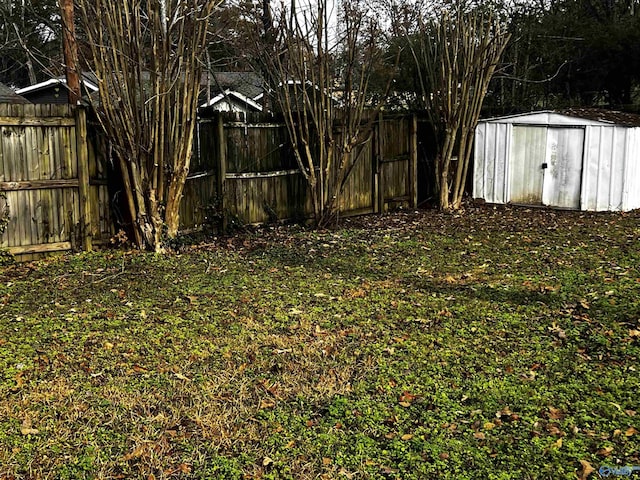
[0,104,111,260]
[0,105,419,258]
[182,111,418,230]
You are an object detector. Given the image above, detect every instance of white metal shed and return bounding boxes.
[473,109,640,211]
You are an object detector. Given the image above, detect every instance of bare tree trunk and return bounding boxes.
[76,0,218,250]
[258,0,397,227]
[59,0,80,104]
[407,7,510,211]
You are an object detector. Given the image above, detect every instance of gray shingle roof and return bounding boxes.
[0,82,30,104]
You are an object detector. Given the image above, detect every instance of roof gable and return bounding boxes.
[200,90,263,112]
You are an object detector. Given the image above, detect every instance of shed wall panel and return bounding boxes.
[474,122,509,203]
[582,126,628,211]
[509,126,546,205]
[625,129,640,210]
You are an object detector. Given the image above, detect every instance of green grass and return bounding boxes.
[0,205,639,479]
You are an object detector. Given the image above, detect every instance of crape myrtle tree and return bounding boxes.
[258,0,397,227]
[75,0,220,250]
[407,3,510,210]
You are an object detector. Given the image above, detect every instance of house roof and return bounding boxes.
[199,89,263,111]
[200,71,263,100]
[0,82,30,104]
[15,74,99,96]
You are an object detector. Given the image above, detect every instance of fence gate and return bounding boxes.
[375,114,418,213]
[0,104,103,260]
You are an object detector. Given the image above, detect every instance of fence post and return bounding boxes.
[375,111,385,213]
[75,107,93,251]
[409,114,418,208]
[215,112,227,233]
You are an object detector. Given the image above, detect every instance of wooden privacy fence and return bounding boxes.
[0,104,112,260]
[180,111,418,230]
[0,105,418,258]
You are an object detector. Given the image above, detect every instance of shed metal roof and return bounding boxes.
[558,108,640,127]
[480,108,640,127]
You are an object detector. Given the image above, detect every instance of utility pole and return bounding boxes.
[60,0,81,104]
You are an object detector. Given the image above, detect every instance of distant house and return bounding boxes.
[199,90,263,113]
[0,83,30,104]
[199,72,264,113]
[16,74,98,104]
[15,70,266,113]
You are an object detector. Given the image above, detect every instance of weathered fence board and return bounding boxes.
[0,104,112,260]
[0,105,418,257]
[187,111,418,228]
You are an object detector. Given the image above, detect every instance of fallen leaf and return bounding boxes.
[473,432,485,440]
[401,434,414,441]
[625,426,638,437]
[553,438,563,448]
[399,391,416,405]
[578,460,595,480]
[259,399,275,409]
[548,406,565,420]
[322,457,332,465]
[439,452,450,460]
[263,457,273,467]
[547,424,563,436]
[596,446,614,457]
[20,419,39,435]
[173,372,190,381]
[122,444,147,461]
[484,422,495,430]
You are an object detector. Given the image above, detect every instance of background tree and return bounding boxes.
[408,6,510,210]
[257,0,397,227]
[75,0,219,250]
[487,0,640,113]
[0,0,61,87]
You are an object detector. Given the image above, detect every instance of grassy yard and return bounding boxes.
[0,206,639,479]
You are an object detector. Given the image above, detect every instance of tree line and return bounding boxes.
[0,0,637,250]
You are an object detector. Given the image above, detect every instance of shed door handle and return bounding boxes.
[542,163,548,169]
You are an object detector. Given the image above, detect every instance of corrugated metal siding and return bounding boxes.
[582,126,628,211]
[473,122,509,203]
[624,128,640,210]
[508,126,546,205]
[542,127,584,209]
[475,115,640,212]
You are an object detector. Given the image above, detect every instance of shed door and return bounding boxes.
[509,126,546,205]
[541,127,584,209]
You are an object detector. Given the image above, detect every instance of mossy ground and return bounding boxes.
[1,205,639,479]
